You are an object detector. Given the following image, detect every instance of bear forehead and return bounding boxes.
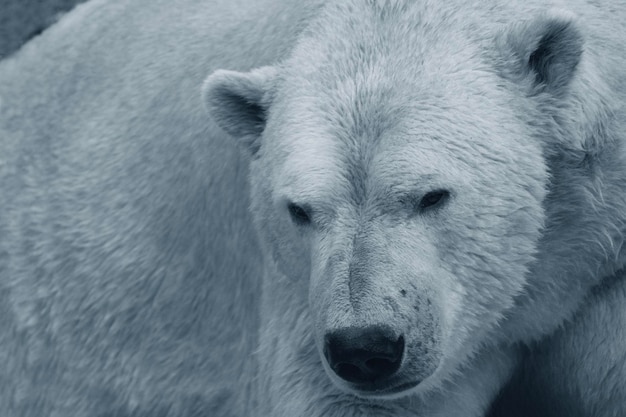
[271,108,543,211]
[270,68,536,202]
[270,86,542,208]
[274,0,526,151]
[267,0,548,206]
[287,0,497,86]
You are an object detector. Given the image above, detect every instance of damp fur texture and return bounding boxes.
[1,0,626,416]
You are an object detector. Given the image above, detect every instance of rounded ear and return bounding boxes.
[497,10,584,97]
[202,66,278,155]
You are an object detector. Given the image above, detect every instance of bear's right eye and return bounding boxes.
[418,189,450,211]
[287,202,311,226]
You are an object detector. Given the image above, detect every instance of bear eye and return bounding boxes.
[418,190,450,211]
[287,202,311,226]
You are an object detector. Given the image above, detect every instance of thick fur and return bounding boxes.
[0,0,311,415]
[1,1,625,417]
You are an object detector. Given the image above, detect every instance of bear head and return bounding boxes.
[203,1,594,400]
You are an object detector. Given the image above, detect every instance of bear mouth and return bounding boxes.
[348,379,422,399]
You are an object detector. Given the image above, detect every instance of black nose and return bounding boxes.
[323,326,404,384]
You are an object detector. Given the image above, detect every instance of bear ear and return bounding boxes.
[499,10,584,96]
[202,66,278,155]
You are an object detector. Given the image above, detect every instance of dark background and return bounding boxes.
[1,0,87,58]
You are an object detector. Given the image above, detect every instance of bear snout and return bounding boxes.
[323,325,404,384]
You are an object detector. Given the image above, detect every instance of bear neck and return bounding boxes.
[503,138,626,344]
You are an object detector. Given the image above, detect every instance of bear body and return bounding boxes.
[489,273,626,416]
[0,0,309,414]
[1,0,625,416]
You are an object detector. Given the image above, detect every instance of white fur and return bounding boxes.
[1,0,625,416]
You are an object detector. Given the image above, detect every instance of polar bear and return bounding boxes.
[1,0,625,417]
[204,1,626,416]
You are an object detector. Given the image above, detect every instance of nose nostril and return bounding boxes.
[364,357,395,374]
[335,362,366,383]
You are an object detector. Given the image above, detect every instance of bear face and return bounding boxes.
[205,1,587,401]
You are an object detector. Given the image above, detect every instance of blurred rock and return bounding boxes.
[0,0,86,58]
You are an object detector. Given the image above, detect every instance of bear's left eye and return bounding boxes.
[418,189,450,211]
[287,202,312,226]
